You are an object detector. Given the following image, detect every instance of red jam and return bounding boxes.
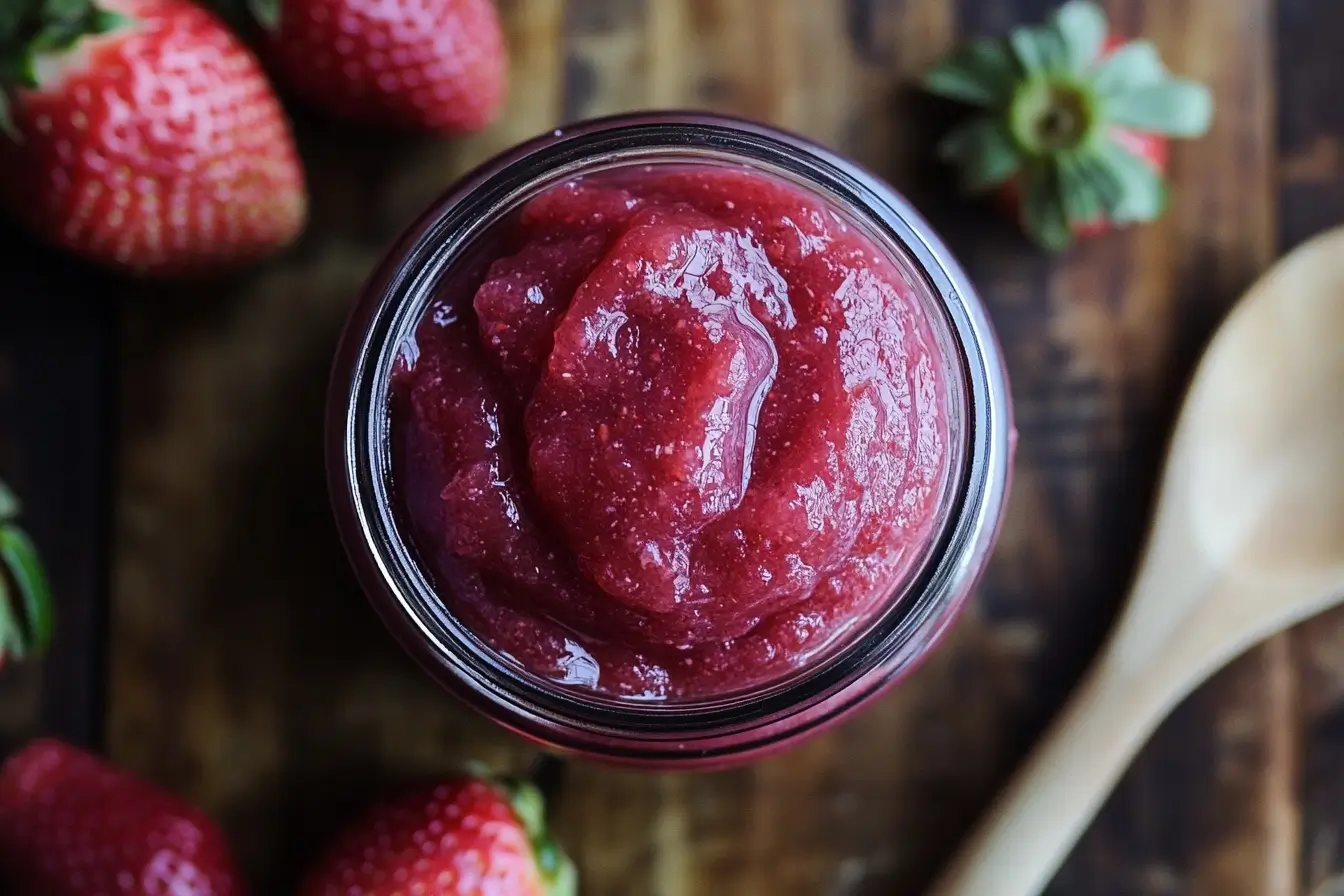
[391,165,951,700]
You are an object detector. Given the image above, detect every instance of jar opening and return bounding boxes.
[328,112,1012,762]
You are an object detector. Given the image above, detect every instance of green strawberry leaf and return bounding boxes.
[1021,163,1073,251]
[0,573,26,660]
[1106,78,1214,137]
[1050,1,1107,74]
[504,779,577,896]
[0,4,27,44]
[0,0,41,90]
[0,0,139,140]
[0,0,133,95]
[541,842,579,896]
[43,0,88,22]
[30,19,89,52]
[0,93,18,142]
[0,481,17,520]
[1036,26,1071,73]
[922,38,1015,107]
[1057,150,1104,227]
[1093,137,1167,222]
[247,0,281,31]
[936,116,1022,192]
[1073,151,1125,218]
[0,486,54,664]
[90,8,132,33]
[1008,18,1075,77]
[0,48,39,88]
[31,0,129,50]
[1009,27,1051,76]
[1090,40,1166,93]
[0,524,54,657]
[508,780,546,834]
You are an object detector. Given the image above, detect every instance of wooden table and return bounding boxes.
[3,0,1343,893]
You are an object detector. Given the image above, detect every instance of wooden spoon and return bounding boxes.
[929,226,1344,896]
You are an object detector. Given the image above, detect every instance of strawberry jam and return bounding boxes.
[390,165,952,701]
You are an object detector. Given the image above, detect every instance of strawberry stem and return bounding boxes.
[1009,78,1098,156]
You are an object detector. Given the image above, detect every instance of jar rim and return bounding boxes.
[326,111,1013,763]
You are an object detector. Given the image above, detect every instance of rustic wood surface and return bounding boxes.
[0,232,118,755]
[2,0,1343,893]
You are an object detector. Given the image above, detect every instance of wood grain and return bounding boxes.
[0,228,117,754]
[1279,1,1344,894]
[1044,2,1292,894]
[105,2,568,888]
[552,3,1011,894]
[13,1,1317,895]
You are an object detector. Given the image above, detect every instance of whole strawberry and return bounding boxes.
[923,0,1214,251]
[0,0,307,277]
[0,739,243,894]
[240,0,507,134]
[0,480,53,671]
[300,774,575,896]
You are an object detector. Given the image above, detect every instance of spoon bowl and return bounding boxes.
[930,226,1344,896]
[1184,247,1344,573]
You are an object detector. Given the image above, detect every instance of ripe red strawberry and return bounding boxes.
[923,0,1213,251]
[299,774,575,896]
[0,480,53,672]
[0,0,307,277]
[0,739,243,895]
[240,0,507,134]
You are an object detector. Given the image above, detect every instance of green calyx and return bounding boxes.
[503,778,578,896]
[0,0,133,139]
[923,0,1214,250]
[203,0,282,33]
[0,480,55,667]
[245,0,281,31]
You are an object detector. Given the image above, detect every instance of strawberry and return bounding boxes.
[0,480,53,671]
[0,739,243,895]
[299,774,576,896]
[235,0,507,134]
[922,0,1213,251]
[0,0,307,277]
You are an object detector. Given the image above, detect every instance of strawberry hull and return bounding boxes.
[924,3,1212,250]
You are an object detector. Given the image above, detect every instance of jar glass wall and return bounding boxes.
[327,112,1013,768]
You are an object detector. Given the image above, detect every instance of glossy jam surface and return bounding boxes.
[391,165,953,700]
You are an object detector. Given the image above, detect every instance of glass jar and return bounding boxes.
[327,111,1013,768]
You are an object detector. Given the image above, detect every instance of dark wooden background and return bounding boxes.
[3,0,1343,893]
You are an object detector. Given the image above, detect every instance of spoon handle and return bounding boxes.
[927,655,1172,896]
